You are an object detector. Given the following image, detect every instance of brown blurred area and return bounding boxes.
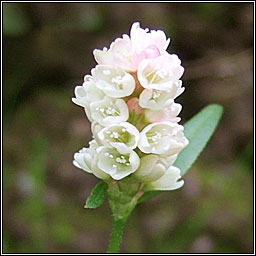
[3,2,253,253]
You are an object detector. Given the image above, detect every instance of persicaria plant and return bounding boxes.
[72,22,223,253]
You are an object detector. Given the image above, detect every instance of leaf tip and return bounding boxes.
[209,103,224,114]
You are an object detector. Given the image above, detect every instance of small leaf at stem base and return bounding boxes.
[84,181,107,209]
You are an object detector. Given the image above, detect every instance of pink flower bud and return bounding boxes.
[143,45,161,59]
[127,97,143,115]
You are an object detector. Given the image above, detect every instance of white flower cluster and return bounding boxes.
[72,22,188,191]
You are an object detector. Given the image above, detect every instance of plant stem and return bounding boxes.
[107,217,127,253]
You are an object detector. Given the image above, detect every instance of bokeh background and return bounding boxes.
[3,2,254,253]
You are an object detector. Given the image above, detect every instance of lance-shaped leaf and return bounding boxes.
[138,104,223,203]
[84,181,108,209]
[174,104,223,175]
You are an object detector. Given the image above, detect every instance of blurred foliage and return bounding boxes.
[3,2,253,253]
[3,3,30,36]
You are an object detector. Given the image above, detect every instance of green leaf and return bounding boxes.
[84,181,108,209]
[139,104,223,203]
[174,104,223,175]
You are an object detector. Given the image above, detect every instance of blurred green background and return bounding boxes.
[3,2,253,253]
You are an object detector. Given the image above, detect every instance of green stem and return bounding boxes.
[107,218,127,253]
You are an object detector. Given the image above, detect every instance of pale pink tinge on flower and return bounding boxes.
[130,22,170,56]
[93,35,138,72]
[144,102,182,123]
[127,97,144,115]
[143,45,161,59]
[93,22,171,72]
[73,22,188,188]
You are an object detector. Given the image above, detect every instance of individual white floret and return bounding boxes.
[72,75,104,106]
[98,122,140,154]
[92,65,135,98]
[145,166,184,191]
[73,140,110,180]
[96,146,140,180]
[137,54,184,91]
[72,76,105,122]
[133,154,168,182]
[93,35,135,71]
[139,80,184,110]
[90,96,129,126]
[138,121,188,155]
